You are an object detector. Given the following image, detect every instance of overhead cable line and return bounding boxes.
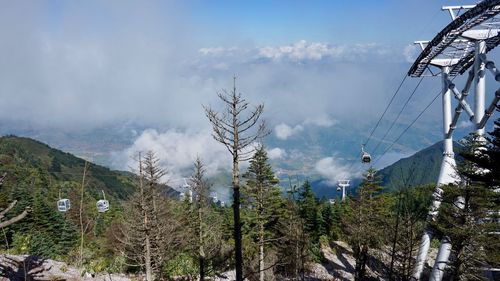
[373,87,442,166]
[371,76,426,156]
[363,74,409,147]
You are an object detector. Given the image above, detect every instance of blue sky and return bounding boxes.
[39,0,463,46]
[187,0,425,45]
[185,1,467,46]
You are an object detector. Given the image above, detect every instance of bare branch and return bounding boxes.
[0,208,30,228]
[238,104,264,130]
[0,200,17,220]
[0,172,7,186]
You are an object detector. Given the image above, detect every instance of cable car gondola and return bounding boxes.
[361,145,371,163]
[57,199,71,212]
[96,190,109,213]
[57,190,71,212]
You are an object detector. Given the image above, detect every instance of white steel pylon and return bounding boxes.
[408,2,500,280]
[412,66,460,281]
[337,180,350,202]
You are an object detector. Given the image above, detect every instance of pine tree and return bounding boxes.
[461,117,500,188]
[297,180,320,241]
[277,189,309,281]
[242,145,283,281]
[342,169,386,281]
[321,202,335,239]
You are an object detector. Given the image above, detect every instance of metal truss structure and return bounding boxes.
[409,1,500,77]
[409,1,500,280]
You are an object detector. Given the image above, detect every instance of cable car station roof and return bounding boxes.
[409,0,500,77]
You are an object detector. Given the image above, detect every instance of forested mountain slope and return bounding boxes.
[378,141,462,191]
[0,135,138,261]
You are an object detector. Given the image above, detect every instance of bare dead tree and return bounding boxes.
[203,77,268,281]
[0,173,30,229]
[187,157,228,281]
[79,161,89,268]
[118,151,181,281]
[387,165,428,281]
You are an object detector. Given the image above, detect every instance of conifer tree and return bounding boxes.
[277,182,309,281]
[342,169,385,281]
[242,145,282,281]
[297,180,321,242]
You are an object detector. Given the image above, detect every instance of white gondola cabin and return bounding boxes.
[362,152,371,163]
[96,200,109,213]
[96,190,109,213]
[361,145,371,163]
[57,199,71,212]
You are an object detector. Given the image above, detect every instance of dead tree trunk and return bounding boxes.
[204,76,268,281]
[79,161,89,268]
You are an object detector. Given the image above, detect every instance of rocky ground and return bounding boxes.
[305,240,438,281]
[0,254,131,281]
[0,243,439,281]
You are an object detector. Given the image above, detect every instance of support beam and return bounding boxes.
[446,70,475,138]
[442,5,476,20]
[430,237,452,281]
[448,105,463,138]
[479,54,500,81]
[413,67,458,280]
[448,82,475,119]
[478,88,500,129]
[463,69,475,94]
[428,67,460,281]
[475,41,487,136]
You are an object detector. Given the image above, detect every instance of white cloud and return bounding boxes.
[457,120,473,129]
[273,115,337,140]
[199,46,239,56]
[403,44,419,63]
[314,156,353,186]
[258,40,330,61]
[304,115,339,127]
[274,123,304,140]
[112,128,231,182]
[267,147,287,160]
[257,40,401,63]
[198,40,404,64]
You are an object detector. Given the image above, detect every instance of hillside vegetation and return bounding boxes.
[377,141,463,192]
[0,135,137,267]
